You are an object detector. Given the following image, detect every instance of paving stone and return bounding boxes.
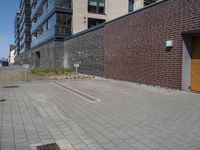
[0,79,200,150]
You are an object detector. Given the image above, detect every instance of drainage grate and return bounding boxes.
[0,99,6,102]
[3,85,19,88]
[55,82,99,102]
[37,143,60,150]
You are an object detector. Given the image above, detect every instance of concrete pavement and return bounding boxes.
[0,78,200,150]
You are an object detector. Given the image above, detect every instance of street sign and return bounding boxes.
[23,64,29,69]
[74,63,79,78]
[74,63,79,68]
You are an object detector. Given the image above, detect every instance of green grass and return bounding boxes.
[31,67,72,76]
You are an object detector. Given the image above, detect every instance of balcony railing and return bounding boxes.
[55,25,71,36]
[31,4,54,34]
[31,0,44,19]
[31,25,71,48]
[31,0,72,20]
[31,0,37,6]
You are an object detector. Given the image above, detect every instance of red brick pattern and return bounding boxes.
[104,0,200,89]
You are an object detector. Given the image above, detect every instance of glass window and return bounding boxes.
[48,0,54,10]
[56,0,71,9]
[48,14,56,29]
[129,0,134,12]
[88,18,105,28]
[56,13,71,26]
[43,0,48,11]
[144,0,157,6]
[88,0,105,14]
[56,13,72,35]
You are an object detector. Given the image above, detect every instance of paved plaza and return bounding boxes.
[0,79,200,150]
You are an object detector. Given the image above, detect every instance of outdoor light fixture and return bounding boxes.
[166,40,173,48]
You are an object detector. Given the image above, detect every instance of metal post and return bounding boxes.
[75,67,78,78]
[24,68,27,82]
[74,63,79,79]
[23,64,29,82]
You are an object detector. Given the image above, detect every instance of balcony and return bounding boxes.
[31,0,44,19]
[31,0,37,6]
[31,3,72,34]
[31,25,71,48]
[31,0,72,20]
[31,5,54,34]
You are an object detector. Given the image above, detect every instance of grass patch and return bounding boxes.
[31,67,72,76]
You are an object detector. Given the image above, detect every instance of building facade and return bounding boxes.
[16,0,157,55]
[9,45,16,64]
[31,0,72,48]
[19,0,31,54]
[30,0,134,49]
[14,11,20,56]
[64,0,200,92]
[19,0,153,67]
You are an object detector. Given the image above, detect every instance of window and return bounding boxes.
[88,0,105,14]
[144,0,157,6]
[56,13,72,35]
[56,0,71,9]
[56,13,71,26]
[129,0,134,12]
[88,18,105,28]
[48,14,56,29]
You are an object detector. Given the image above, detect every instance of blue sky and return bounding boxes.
[0,0,19,59]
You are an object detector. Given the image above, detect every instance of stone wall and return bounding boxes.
[15,0,200,90]
[17,40,64,68]
[64,26,104,76]
[104,0,200,90]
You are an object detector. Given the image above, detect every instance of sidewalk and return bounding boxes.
[0,79,200,150]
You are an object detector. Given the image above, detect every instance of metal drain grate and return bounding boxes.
[55,82,99,102]
[3,85,19,88]
[37,143,60,150]
[0,99,6,102]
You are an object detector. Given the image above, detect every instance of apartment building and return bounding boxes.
[31,0,72,48]
[9,45,16,64]
[17,0,158,66]
[14,11,20,56]
[19,0,31,54]
[30,0,157,48]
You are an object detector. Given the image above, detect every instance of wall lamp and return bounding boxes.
[166,40,173,48]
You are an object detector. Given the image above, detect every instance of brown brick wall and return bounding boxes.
[104,0,200,89]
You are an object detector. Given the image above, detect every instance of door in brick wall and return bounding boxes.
[190,37,200,92]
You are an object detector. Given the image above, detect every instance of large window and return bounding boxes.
[88,0,105,14]
[48,14,56,29]
[129,0,134,12]
[88,18,105,28]
[56,13,72,35]
[56,0,72,9]
[144,0,157,6]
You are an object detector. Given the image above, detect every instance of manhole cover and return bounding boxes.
[37,143,60,150]
[3,86,19,88]
[0,99,6,102]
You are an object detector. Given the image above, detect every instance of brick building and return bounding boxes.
[16,0,157,66]
[65,0,200,91]
[103,0,200,91]
[17,0,200,92]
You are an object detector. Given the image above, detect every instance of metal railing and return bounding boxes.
[31,25,71,48]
